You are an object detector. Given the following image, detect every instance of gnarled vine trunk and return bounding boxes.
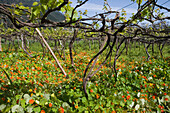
[69,29,78,70]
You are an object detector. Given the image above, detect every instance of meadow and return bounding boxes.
[0,40,169,113]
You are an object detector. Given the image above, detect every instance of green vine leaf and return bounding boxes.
[32,2,39,6]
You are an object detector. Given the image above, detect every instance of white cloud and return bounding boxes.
[78,3,103,11]
[164,12,170,17]
[76,2,137,14]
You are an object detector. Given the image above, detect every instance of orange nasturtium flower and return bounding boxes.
[2,97,5,101]
[96,83,98,86]
[79,78,83,82]
[126,95,130,100]
[165,98,168,101]
[152,96,156,100]
[75,105,78,109]
[58,107,64,113]
[112,110,116,113]
[39,83,43,87]
[49,103,52,107]
[41,110,45,113]
[29,99,34,104]
[90,89,93,93]
[96,94,100,99]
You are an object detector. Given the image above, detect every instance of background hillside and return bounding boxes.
[0,0,36,7]
[0,0,65,22]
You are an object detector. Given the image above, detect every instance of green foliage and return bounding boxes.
[0,0,169,112]
[136,0,143,4]
[0,43,169,112]
[28,0,80,22]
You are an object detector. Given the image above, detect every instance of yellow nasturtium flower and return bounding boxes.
[29,89,32,92]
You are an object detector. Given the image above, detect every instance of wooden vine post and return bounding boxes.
[35,28,68,78]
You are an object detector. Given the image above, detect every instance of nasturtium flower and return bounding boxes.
[75,105,78,109]
[153,75,156,77]
[49,103,52,107]
[165,98,168,101]
[158,105,164,109]
[7,99,10,103]
[41,110,45,113]
[29,99,34,104]
[96,94,100,99]
[29,89,32,92]
[90,89,93,93]
[58,107,64,113]
[127,95,130,100]
[96,83,98,86]
[112,110,116,113]
[39,83,43,87]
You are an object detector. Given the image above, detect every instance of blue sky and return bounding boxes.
[70,0,170,20]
